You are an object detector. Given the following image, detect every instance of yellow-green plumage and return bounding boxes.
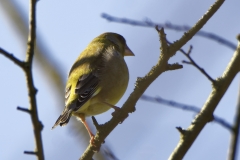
[52,33,134,131]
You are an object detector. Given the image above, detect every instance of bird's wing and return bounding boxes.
[73,72,100,111]
[52,72,100,129]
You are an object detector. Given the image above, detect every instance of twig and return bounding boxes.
[101,13,237,50]
[0,48,25,68]
[24,151,37,155]
[166,40,215,84]
[176,127,186,135]
[180,46,216,84]
[17,106,32,114]
[140,95,232,130]
[228,81,240,160]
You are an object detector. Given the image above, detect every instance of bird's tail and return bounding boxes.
[52,109,72,129]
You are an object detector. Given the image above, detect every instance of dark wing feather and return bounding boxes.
[74,72,100,111]
[65,86,71,104]
[52,109,72,129]
[52,72,100,129]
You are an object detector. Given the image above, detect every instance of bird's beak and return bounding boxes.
[124,45,135,56]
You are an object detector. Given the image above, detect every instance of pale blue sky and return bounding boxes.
[0,0,240,160]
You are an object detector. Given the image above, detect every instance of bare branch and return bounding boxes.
[0,48,25,68]
[140,95,232,130]
[101,14,236,50]
[17,106,32,114]
[180,46,216,84]
[169,34,240,159]
[169,0,225,55]
[0,2,44,158]
[228,82,240,160]
[156,26,169,56]
[22,1,45,159]
[24,151,37,155]
[176,127,186,135]
[25,0,36,64]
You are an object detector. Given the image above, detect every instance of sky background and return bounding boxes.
[0,0,240,160]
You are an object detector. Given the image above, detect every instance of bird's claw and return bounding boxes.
[90,136,101,152]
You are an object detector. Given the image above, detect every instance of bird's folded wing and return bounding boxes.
[73,72,100,111]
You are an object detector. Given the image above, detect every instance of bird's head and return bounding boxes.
[95,32,135,57]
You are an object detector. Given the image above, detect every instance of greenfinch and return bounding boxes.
[52,32,134,141]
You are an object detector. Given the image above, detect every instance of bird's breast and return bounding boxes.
[86,54,129,116]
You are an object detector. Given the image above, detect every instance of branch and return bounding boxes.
[0,0,45,159]
[140,95,232,130]
[0,48,25,68]
[169,35,240,160]
[22,1,44,160]
[17,106,32,114]
[180,46,216,84]
[24,151,38,155]
[101,14,237,50]
[228,80,240,160]
[0,1,44,159]
[168,0,225,55]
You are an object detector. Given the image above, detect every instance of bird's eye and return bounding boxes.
[116,35,126,44]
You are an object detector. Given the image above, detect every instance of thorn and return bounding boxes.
[92,116,100,130]
[167,63,183,71]
[17,106,31,114]
[187,45,193,55]
[182,60,192,64]
[155,25,160,32]
[176,126,186,135]
[24,151,37,155]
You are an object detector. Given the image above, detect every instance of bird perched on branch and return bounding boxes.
[52,32,134,143]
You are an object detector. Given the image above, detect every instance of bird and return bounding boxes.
[52,32,134,143]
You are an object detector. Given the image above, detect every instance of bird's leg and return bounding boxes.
[102,101,120,112]
[102,101,128,122]
[75,113,95,145]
